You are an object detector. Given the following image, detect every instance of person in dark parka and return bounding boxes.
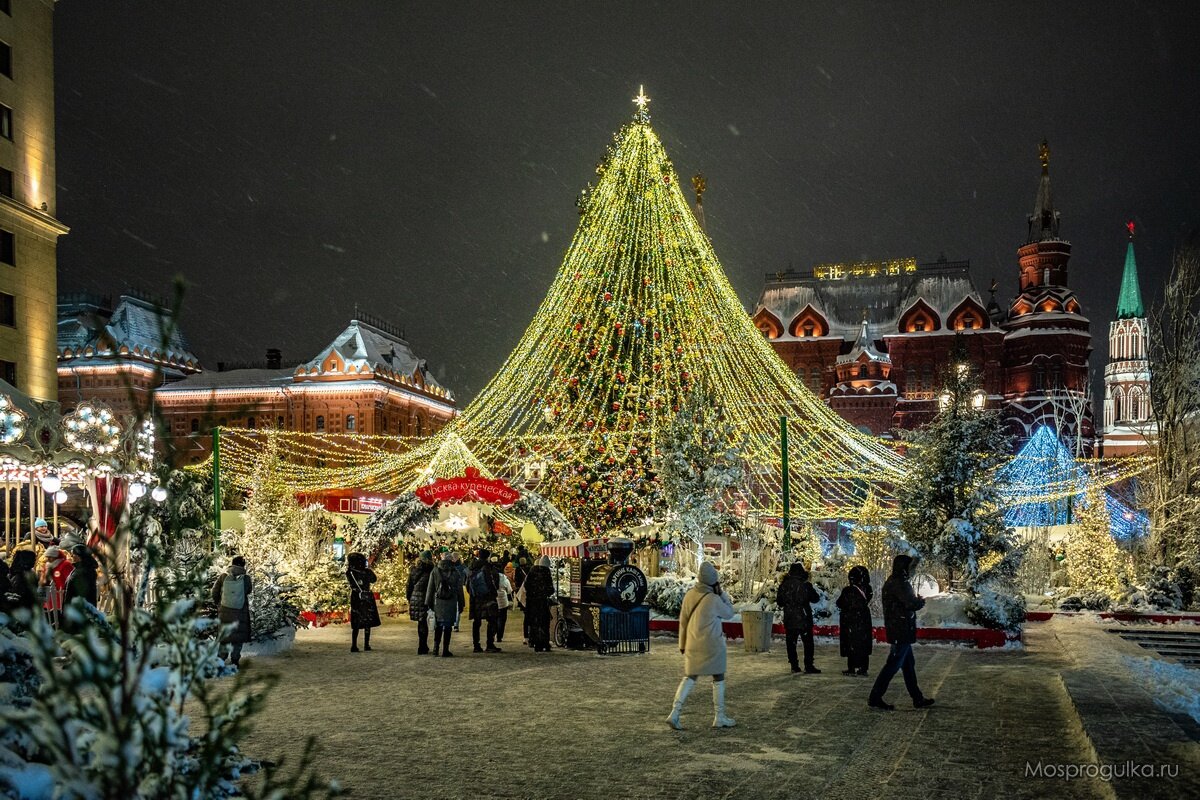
[868,554,935,710]
[346,552,381,652]
[211,555,252,666]
[777,562,821,673]
[837,565,874,676]
[466,548,501,653]
[5,550,38,612]
[523,556,555,653]
[406,550,435,654]
[65,544,99,607]
[425,551,464,656]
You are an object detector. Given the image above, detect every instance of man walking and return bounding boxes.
[868,555,935,710]
[777,562,821,674]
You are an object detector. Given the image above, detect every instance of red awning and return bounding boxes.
[539,537,609,559]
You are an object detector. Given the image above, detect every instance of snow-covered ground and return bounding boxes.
[218,615,1114,799]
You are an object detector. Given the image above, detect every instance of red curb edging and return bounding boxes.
[648,619,1017,648]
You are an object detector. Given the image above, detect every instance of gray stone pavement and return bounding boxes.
[229,616,1196,799]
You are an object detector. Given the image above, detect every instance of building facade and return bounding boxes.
[1101,223,1154,456]
[0,0,67,401]
[155,317,456,464]
[752,142,1093,448]
[57,292,201,416]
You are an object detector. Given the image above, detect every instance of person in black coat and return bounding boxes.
[523,556,555,653]
[65,545,99,608]
[347,552,381,652]
[466,548,501,653]
[4,550,38,613]
[406,550,435,654]
[777,562,821,673]
[836,565,874,676]
[868,554,935,710]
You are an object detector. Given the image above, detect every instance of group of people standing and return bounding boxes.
[668,554,936,730]
[343,547,558,657]
[1,520,100,626]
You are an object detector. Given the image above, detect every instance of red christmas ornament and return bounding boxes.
[603,292,612,301]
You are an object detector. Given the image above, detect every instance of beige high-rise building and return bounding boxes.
[0,0,66,401]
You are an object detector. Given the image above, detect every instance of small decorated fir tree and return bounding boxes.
[655,385,746,566]
[1065,480,1123,600]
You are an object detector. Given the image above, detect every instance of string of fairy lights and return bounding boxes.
[196,90,1155,528]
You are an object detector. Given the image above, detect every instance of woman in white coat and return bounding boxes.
[667,561,736,729]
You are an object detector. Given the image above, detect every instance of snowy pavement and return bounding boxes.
[228,615,1193,799]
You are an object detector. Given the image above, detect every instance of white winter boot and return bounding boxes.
[712,680,736,728]
[666,677,695,730]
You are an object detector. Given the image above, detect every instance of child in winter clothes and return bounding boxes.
[777,562,821,674]
[836,565,874,676]
[667,562,736,730]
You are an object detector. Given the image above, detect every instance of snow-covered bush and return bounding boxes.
[0,505,339,799]
[0,623,37,707]
[645,575,694,617]
[1122,566,1184,611]
[1057,592,1112,611]
[964,585,1026,632]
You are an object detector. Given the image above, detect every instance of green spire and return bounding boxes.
[1116,222,1145,319]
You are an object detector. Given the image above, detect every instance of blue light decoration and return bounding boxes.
[1000,426,1148,540]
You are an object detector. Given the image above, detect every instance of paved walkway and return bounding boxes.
[232,617,1195,799]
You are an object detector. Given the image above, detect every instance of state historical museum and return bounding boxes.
[752,143,1093,449]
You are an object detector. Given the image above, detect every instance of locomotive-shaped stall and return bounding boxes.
[539,537,650,654]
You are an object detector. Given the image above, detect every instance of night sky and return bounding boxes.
[53,2,1200,402]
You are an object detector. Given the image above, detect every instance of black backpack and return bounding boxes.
[437,569,456,601]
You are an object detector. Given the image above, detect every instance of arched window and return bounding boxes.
[190,418,199,434]
[858,363,868,378]
[346,414,356,432]
[246,416,256,429]
[1129,388,1144,421]
[315,415,325,432]
[1112,389,1123,423]
[415,415,424,437]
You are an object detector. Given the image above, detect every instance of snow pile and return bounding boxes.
[645,575,694,618]
[918,594,970,627]
[1122,655,1200,724]
[244,626,297,658]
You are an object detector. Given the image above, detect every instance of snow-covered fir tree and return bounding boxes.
[1065,479,1123,600]
[654,385,747,567]
[898,351,1023,597]
[0,450,338,798]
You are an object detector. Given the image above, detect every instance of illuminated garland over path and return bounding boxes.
[999,426,1150,539]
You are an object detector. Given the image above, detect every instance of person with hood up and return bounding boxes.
[667,562,737,730]
[777,562,822,674]
[523,555,555,653]
[466,548,502,653]
[836,565,874,676]
[425,551,464,656]
[406,550,435,654]
[211,555,252,666]
[868,554,935,710]
[346,552,381,652]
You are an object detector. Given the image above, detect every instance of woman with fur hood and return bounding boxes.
[666,562,736,730]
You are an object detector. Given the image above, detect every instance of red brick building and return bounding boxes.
[57,292,202,416]
[155,317,456,464]
[752,143,1093,447]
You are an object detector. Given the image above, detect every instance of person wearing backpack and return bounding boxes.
[211,556,253,667]
[466,548,501,653]
[425,550,464,656]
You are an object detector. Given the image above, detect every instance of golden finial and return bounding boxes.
[1039,140,1050,174]
[692,173,706,205]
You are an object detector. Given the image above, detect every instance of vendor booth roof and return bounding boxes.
[540,538,609,559]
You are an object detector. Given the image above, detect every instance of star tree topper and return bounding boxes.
[632,84,651,121]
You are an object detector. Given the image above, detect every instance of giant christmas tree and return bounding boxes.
[450,88,903,531]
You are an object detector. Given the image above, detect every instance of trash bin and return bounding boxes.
[742,609,774,653]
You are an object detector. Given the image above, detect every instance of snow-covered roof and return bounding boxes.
[296,319,450,397]
[837,320,889,365]
[157,368,293,391]
[57,295,201,374]
[755,261,985,341]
